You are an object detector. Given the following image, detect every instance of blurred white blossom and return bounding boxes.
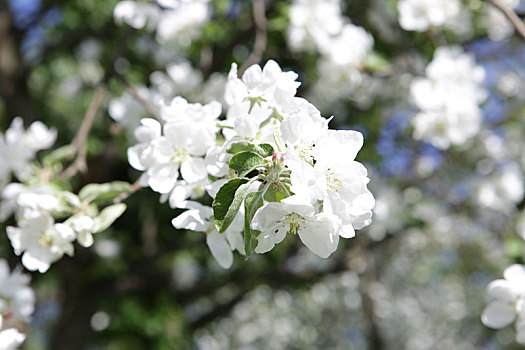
[482,264,525,344]
[481,0,520,41]
[411,46,485,149]
[397,0,462,32]
[0,118,56,189]
[7,210,76,273]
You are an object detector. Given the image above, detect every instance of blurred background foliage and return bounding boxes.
[1,0,525,349]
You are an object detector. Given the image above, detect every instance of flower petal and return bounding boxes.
[481,301,516,329]
[487,279,518,302]
[180,157,207,183]
[298,216,339,258]
[206,231,233,269]
[147,163,179,193]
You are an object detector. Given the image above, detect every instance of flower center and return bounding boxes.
[191,185,206,198]
[39,231,54,247]
[296,139,315,165]
[326,170,343,193]
[172,148,188,164]
[283,212,305,235]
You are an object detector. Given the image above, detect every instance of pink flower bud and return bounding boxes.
[272,152,284,163]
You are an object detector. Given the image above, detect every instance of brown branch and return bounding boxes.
[59,28,134,180]
[487,0,525,41]
[238,0,268,77]
[113,179,141,204]
[59,84,106,179]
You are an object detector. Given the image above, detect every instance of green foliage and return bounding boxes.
[243,185,267,258]
[92,203,127,233]
[212,178,249,232]
[228,151,267,177]
[264,183,289,203]
[364,51,391,73]
[79,181,133,205]
[227,141,274,157]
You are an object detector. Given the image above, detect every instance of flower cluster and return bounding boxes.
[410,46,486,149]
[287,0,345,53]
[286,0,376,111]
[0,259,35,350]
[481,264,525,344]
[114,0,209,46]
[0,122,129,273]
[4,182,128,273]
[397,0,463,32]
[481,0,520,41]
[476,163,524,212]
[0,117,56,190]
[128,60,375,268]
[127,97,221,198]
[109,60,226,135]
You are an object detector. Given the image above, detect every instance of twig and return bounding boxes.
[59,84,106,179]
[59,28,134,180]
[113,179,141,204]
[238,0,267,76]
[487,0,525,41]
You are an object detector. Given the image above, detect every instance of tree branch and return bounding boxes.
[238,0,267,76]
[59,84,106,179]
[487,0,525,41]
[59,28,134,180]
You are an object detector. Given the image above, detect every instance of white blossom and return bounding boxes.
[0,259,35,322]
[287,0,344,52]
[411,46,485,149]
[317,23,373,68]
[397,0,462,32]
[172,203,244,268]
[481,0,520,41]
[67,215,96,248]
[7,210,76,273]
[252,195,340,258]
[482,264,525,344]
[287,130,374,235]
[114,0,160,30]
[132,60,375,266]
[0,183,58,222]
[0,322,25,350]
[156,0,209,46]
[476,163,524,211]
[113,0,210,47]
[0,118,56,188]
[225,60,300,114]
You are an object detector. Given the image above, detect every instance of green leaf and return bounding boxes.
[258,144,275,157]
[92,203,127,233]
[79,181,133,205]
[264,184,289,203]
[244,184,268,258]
[228,151,266,177]
[212,178,249,232]
[504,236,524,259]
[364,52,391,73]
[227,142,274,158]
[227,141,257,155]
